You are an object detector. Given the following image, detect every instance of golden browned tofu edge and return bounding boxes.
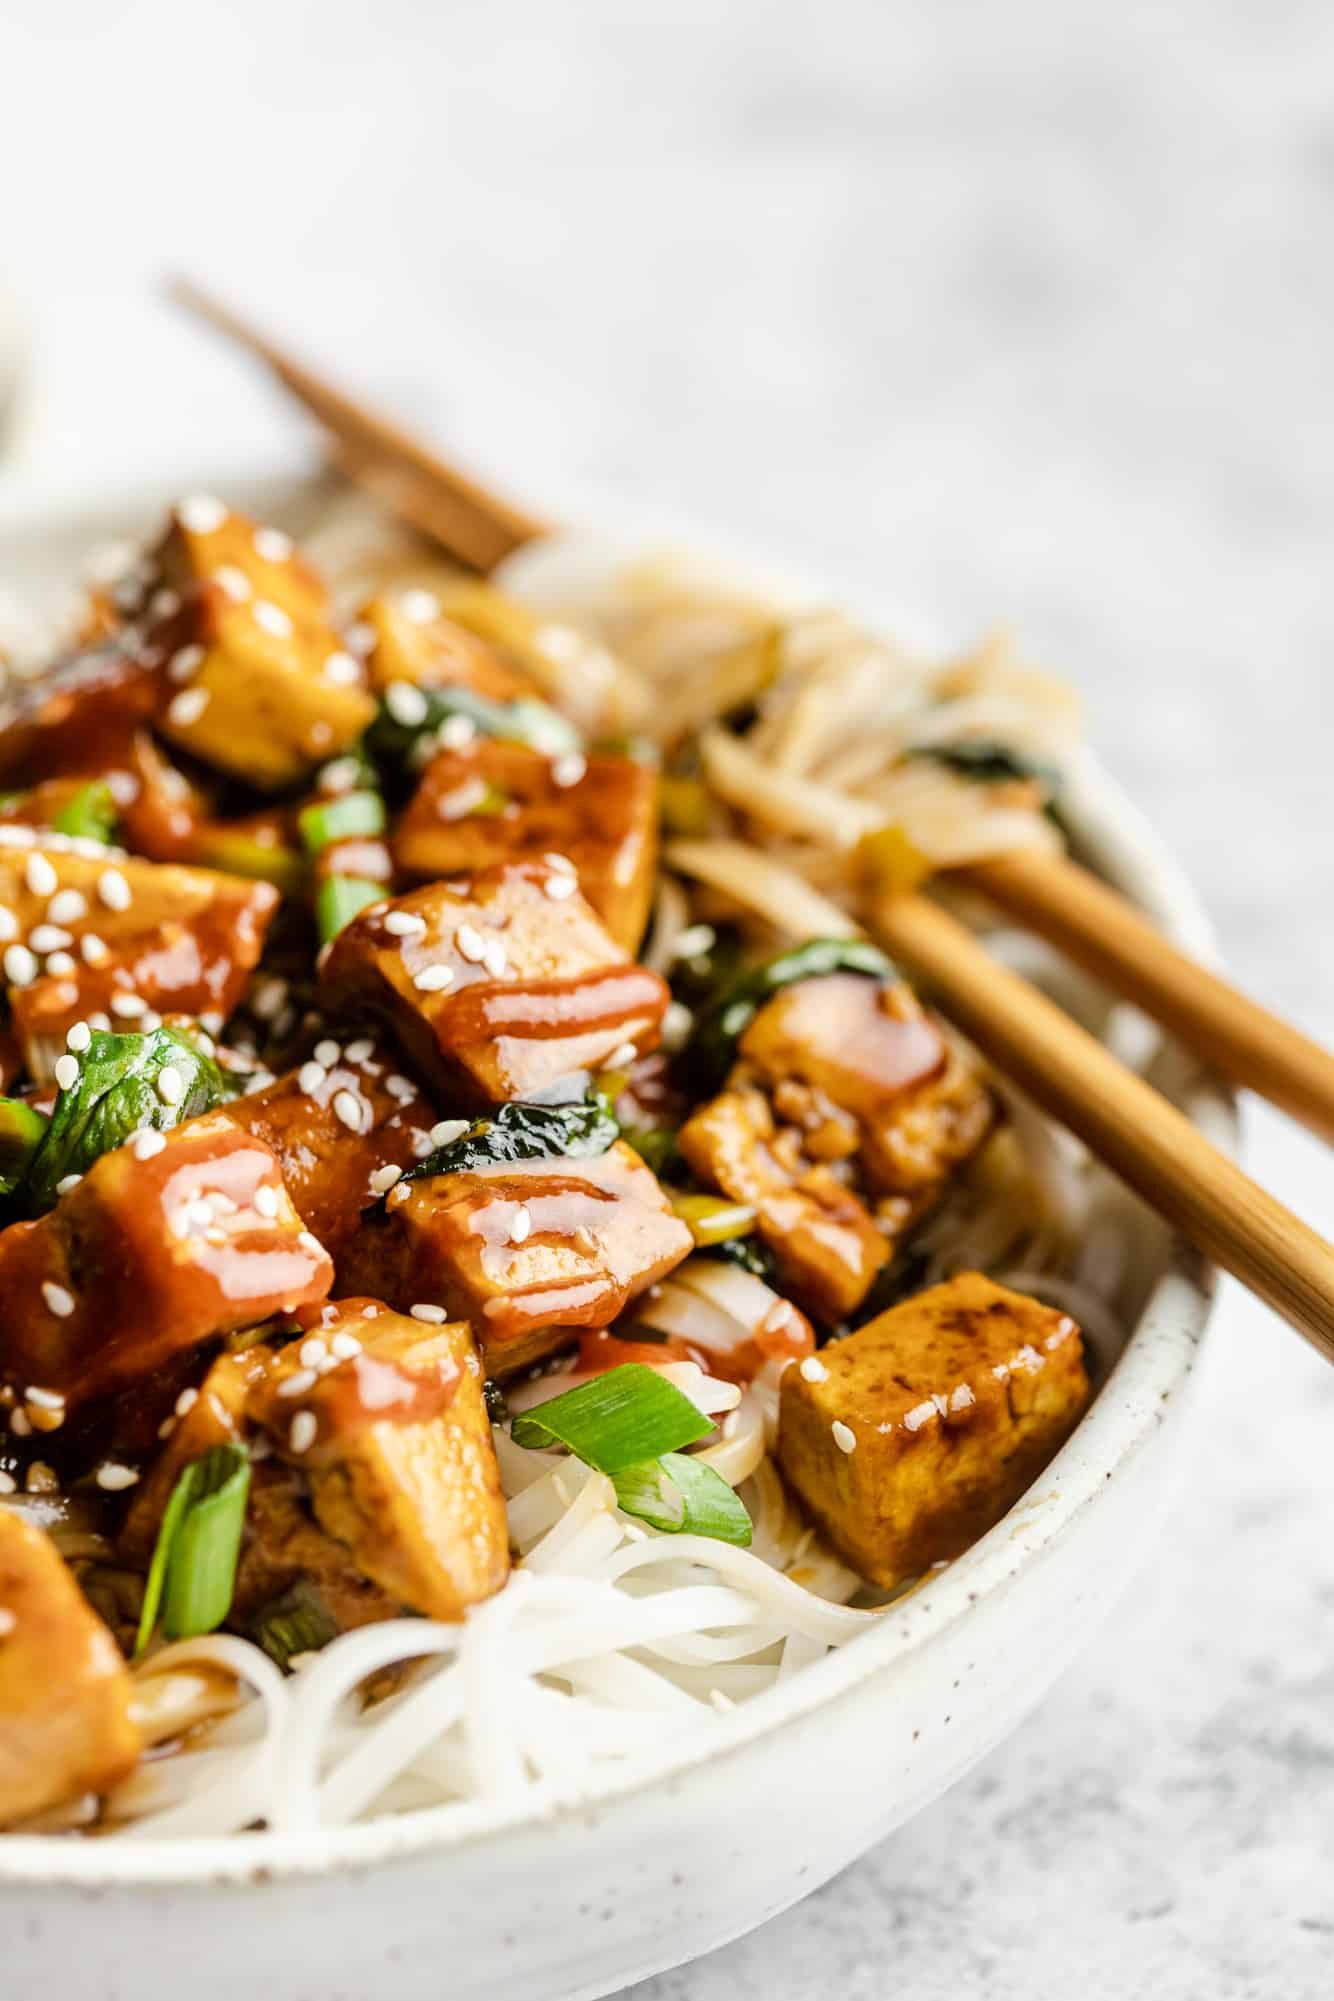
[777,1272,1090,1588]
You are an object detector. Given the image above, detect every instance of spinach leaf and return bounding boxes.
[912,740,1060,803]
[685,938,896,1093]
[367,682,581,782]
[396,1091,620,1191]
[23,1026,230,1214]
[0,1099,48,1204]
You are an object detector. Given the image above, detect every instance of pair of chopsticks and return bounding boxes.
[168,277,1334,1366]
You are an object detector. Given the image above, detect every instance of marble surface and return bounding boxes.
[1,1,1332,1994]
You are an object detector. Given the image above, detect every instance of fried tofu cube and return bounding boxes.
[147,501,330,633]
[394,741,658,951]
[320,860,669,1106]
[737,972,994,1217]
[230,1462,403,1638]
[0,641,159,787]
[224,1042,437,1266]
[119,1346,274,1563]
[0,1512,141,1826]
[156,583,373,789]
[677,1082,888,1322]
[358,591,535,701]
[777,1272,1090,1587]
[339,1141,692,1377]
[250,1301,509,1620]
[0,844,278,1079]
[0,1113,332,1407]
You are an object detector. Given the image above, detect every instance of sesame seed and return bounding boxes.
[250,975,288,1021]
[65,1020,91,1053]
[9,1409,31,1437]
[607,1041,638,1069]
[0,906,15,941]
[551,752,587,789]
[24,853,58,897]
[53,1053,79,1091]
[317,755,362,795]
[215,564,252,602]
[332,1090,365,1133]
[24,1386,64,1412]
[399,588,439,623]
[428,1118,469,1148]
[2,943,36,986]
[543,873,577,901]
[411,1129,435,1157]
[80,932,109,966]
[41,1281,75,1318]
[0,1478,14,1501]
[330,1330,363,1361]
[133,1129,166,1160]
[298,1231,324,1256]
[175,1387,199,1418]
[180,495,227,534]
[187,1198,214,1228]
[543,851,577,876]
[278,1368,318,1398]
[29,923,71,954]
[55,1174,82,1196]
[412,962,454,992]
[149,587,181,620]
[157,1065,183,1105]
[98,869,131,912]
[662,1001,694,1050]
[253,600,293,638]
[298,1337,328,1370]
[343,1037,374,1064]
[254,525,293,561]
[800,1356,829,1383]
[510,1205,532,1245]
[903,1400,937,1432]
[111,992,147,1018]
[106,769,141,806]
[410,1303,447,1324]
[383,909,428,939]
[168,643,206,683]
[48,889,87,926]
[289,1410,318,1455]
[253,1184,280,1219]
[438,714,477,750]
[45,951,76,977]
[322,650,361,685]
[297,1060,325,1095]
[385,680,429,726]
[96,1461,140,1492]
[314,1038,341,1069]
[386,1074,416,1102]
[368,1163,402,1196]
[480,938,508,980]
[167,686,210,728]
[25,1462,59,1495]
[832,1420,857,1454]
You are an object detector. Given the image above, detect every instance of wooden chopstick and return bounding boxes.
[166,275,1334,1149]
[959,848,1334,1145]
[166,276,550,574]
[869,890,1334,1365]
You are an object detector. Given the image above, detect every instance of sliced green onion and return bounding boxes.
[316,874,384,944]
[612,1452,752,1545]
[299,789,386,857]
[250,1578,338,1669]
[52,779,117,844]
[621,1126,678,1176]
[198,830,307,897]
[668,1191,757,1245]
[135,1444,251,1656]
[510,1363,713,1472]
[0,1099,48,1203]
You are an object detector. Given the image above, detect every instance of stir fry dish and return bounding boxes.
[0,500,1101,1836]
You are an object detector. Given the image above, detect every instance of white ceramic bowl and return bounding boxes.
[0,479,1236,2001]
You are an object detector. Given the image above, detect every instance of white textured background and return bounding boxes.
[2,2,1333,1995]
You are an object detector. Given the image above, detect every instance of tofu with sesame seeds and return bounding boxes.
[0,1511,141,1827]
[230,1461,405,1638]
[0,843,277,1080]
[776,1272,1089,1588]
[0,1113,332,1409]
[358,591,537,702]
[144,501,330,634]
[248,1301,508,1621]
[394,741,659,952]
[153,580,375,789]
[223,1048,437,1266]
[320,860,670,1108]
[0,639,160,788]
[119,1346,275,1563]
[337,1140,692,1377]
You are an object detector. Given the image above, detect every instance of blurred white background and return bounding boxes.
[1,2,1332,1995]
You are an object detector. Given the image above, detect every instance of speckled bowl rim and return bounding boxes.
[0,476,1238,1887]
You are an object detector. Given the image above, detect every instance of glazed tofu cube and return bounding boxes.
[119,1346,274,1563]
[250,1302,509,1621]
[156,583,373,789]
[320,860,669,1106]
[224,1041,437,1266]
[677,1082,888,1322]
[0,1113,332,1407]
[0,843,278,1079]
[0,641,159,787]
[777,1272,1089,1587]
[0,1512,141,1827]
[358,591,535,701]
[339,1141,692,1377]
[147,501,330,633]
[736,972,994,1217]
[230,1462,403,1637]
[394,741,658,951]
